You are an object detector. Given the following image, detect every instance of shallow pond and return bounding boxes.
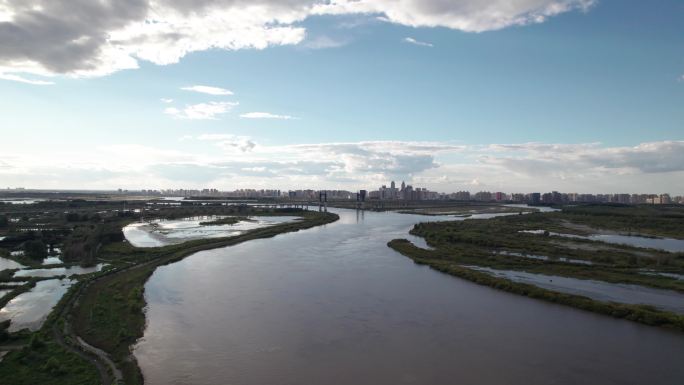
[504,204,560,213]
[134,208,684,385]
[0,282,25,287]
[465,266,684,314]
[639,270,684,281]
[123,216,301,248]
[586,234,684,253]
[524,230,684,253]
[14,264,105,278]
[0,198,44,205]
[0,279,73,332]
[41,256,63,265]
[497,251,593,265]
[0,257,25,270]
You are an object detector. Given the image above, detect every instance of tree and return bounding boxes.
[24,240,47,260]
[0,215,8,228]
[0,320,9,342]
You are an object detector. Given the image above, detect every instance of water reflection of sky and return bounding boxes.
[0,279,73,332]
[528,232,684,253]
[14,264,105,278]
[123,216,300,248]
[0,257,25,270]
[466,265,684,314]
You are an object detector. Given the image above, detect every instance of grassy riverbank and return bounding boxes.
[0,331,100,385]
[389,239,684,331]
[0,208,338,385]
[0,279,104,385]
[388,205,684,331]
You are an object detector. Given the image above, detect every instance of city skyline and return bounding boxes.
[1,1,683,193]
[3,183,682,204]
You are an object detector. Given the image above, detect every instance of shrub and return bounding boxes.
[24,240,47,259]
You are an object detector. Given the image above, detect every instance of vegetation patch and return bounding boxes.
[389,239,684,332]
[387,205,684,331]
[198,216,251,226]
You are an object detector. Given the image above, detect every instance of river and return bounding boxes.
[134,208,684,385]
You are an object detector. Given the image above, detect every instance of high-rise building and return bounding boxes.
[530,193,541,204]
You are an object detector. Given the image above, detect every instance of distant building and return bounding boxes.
[530,193,541,204]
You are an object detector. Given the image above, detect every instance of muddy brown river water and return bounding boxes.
[134,208,684,385]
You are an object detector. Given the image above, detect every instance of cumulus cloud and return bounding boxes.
[164,101,238,120]
[240,112,298,120]
[312,0,595,32]
[0,0,593,80]
[403,37,433,47]
[196,134,257,152]
[479,141,684,175]
[181,85,234,96]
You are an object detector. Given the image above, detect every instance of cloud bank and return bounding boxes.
[181,85,234,96]
[0,0,594,81]
[240,112,298,120]
[1,139,682,194]
[164,101,238,120]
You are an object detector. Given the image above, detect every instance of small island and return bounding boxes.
[198,216,252,226]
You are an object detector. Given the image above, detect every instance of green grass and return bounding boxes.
[0,332,100,385]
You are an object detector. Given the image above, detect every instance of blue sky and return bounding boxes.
[0,0,683,193]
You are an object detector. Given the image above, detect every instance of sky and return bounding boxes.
[0,0,683,194]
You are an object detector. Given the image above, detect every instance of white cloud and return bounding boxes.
[403,37,433,47]
[2,139,684,193]
[240,112,298,120]
[301,35,348,49]
[0,73,54,85]
[0,1,594,79]
[181,85,234,96]
[196,134,257,152]
[161,98,174,103]
[312,0,595,32]
[164,101,238,120]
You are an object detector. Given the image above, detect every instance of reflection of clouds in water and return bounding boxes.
[124,216,299,248]
[0,279,73,332]
[14,264,105,278]
[466,266,684,315]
